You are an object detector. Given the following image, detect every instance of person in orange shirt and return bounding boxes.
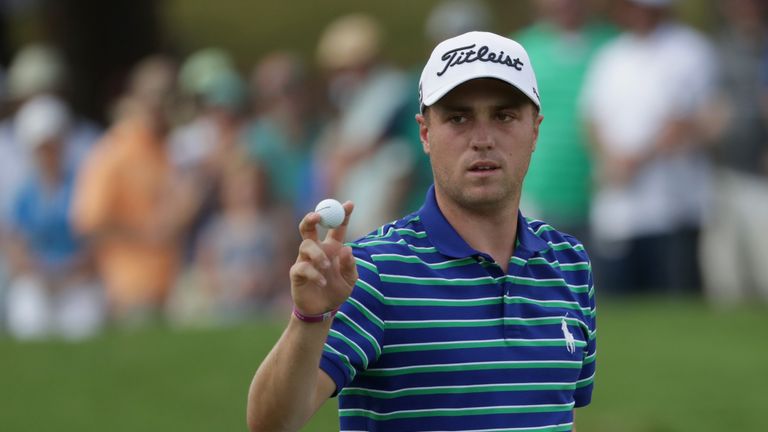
[72,56,198,323]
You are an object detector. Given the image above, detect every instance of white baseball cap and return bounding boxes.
[15,95,71,150]
[419,31,540,112]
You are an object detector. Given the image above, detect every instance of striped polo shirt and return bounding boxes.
[320,187,596,432]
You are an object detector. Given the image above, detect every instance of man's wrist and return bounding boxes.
[292,306,339,323]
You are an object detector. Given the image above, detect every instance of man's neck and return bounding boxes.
[435,192,519,272]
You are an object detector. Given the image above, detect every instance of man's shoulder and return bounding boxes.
[348,212,431,256]
[526,217,590,261]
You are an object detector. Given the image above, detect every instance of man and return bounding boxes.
[5,95,104,340]
[313,13,414,240]
[580,0,716,295]
[72,56,192,324]
[515,0,617,240]
[699,0,768,305]
[247,31,596,432]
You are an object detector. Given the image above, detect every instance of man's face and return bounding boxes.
[416,78,543,214]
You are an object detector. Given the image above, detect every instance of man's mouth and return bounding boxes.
[468,161,500,172]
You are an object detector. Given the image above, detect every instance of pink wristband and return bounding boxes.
[292,306,339,323]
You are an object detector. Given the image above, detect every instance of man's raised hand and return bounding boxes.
[290,201,357,316]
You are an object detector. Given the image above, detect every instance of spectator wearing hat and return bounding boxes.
[0,43,100,228]
[312,13,414,239]
[4,95,104,340]
[0,44,101,212]
[168,48,249,264]
[170,48,246,174]
[0,44,102,330]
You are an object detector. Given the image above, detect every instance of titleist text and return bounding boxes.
[437,44,524,77]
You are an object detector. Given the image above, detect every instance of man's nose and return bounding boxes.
[469,123,494,151]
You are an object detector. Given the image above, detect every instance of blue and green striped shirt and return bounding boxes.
[321,187,596,431]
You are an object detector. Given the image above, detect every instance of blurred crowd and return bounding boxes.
[0,0,766,341]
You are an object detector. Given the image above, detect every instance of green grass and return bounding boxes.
[1,298,766,431]
[581,298,768,431]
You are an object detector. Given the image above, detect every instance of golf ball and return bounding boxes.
[315,198,345,229]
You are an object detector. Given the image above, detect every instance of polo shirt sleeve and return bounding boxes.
[320,245,386,396]
[574,266,597,407]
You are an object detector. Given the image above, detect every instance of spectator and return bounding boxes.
[243,51,319,220]
[170,48,248,260]
[71,55,193,325]
[5,95,104,340]
[0,43,67,216]
[699,0,768,305]
[313,13,414,239]
[0,44,88,255]
[516,0,617,240]
[0,43,102,332]
[580,0,717,295]
[193,156,290,324]
[171,47,246,174]
[0,44,101,197]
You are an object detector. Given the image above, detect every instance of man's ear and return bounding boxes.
[416,113,430,154]
[532,113,544,152]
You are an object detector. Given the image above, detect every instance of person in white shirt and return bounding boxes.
[580,0,717,294]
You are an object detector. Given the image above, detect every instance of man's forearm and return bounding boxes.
[247,316,333,432]
[248,200,356,431]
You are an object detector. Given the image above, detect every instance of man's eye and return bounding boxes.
[497,112,516,122]
[448,116,467,124]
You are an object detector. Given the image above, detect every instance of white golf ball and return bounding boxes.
[315,198,345,229]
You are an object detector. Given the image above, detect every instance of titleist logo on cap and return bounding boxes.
[437,44,525,77]
[419,32,541,111]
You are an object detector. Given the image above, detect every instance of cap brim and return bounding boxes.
[421,69,540,110]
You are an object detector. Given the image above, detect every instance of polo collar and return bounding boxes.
[417,185,550,259]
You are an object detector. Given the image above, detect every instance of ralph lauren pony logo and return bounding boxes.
[561,316,576,354]
[437,44,524,77]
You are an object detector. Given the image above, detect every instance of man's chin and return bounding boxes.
[458,188,511,210]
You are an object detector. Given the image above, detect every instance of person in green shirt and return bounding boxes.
[514,0,617,240]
